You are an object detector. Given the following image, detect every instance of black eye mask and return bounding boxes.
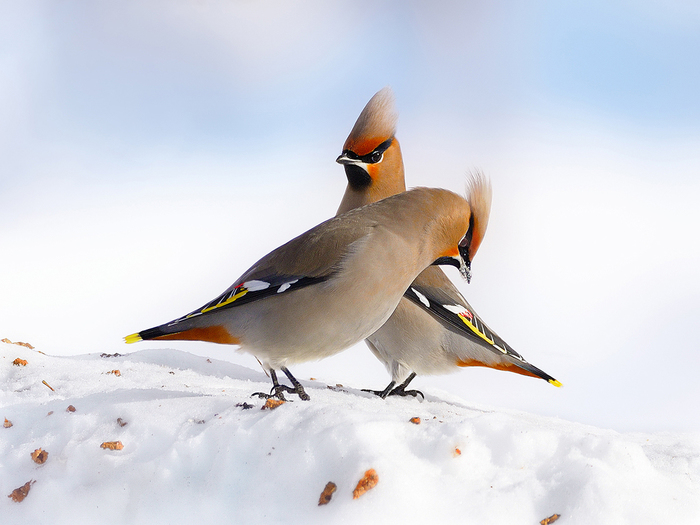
[339,137,393,165]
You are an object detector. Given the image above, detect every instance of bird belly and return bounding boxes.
[223,277,407,369]
[367,297,459,381]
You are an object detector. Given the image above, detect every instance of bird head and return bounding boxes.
[336,87,406,213]
[431,174,492,284]
[432,237,475,283]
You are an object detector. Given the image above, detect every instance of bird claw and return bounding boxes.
[251,383,310,402]
[361,388,391,399]
[389,372,423,399]
[251,390,287,402]
[278,367,311,400]
[388,386,424,399]
[362,373,423,400]
[361,386,423,400]
[287,384,311,401]
[252,367,310,401]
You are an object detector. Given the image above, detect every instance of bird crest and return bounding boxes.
[343,86,398,155]
[464,171,493,262]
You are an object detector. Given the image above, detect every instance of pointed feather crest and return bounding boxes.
[464,171,492,260]
[343,87,398,155]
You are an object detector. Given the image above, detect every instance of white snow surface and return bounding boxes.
[2,342,699,525]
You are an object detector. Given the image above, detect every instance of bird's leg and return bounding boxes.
[252,368,311,401]
[251,368,288,401]
[281,367,311,401]
[362,380,396,399]
[387,372,423,399]
[268,369,291,400]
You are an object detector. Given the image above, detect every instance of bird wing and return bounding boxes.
[183,212,378,320]
[127,274,330,344]
[179,274,329,321]
[126,213,376,344]
[403,283,561,386]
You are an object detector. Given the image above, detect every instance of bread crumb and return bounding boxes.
[541,514,562,525]
[318,481,337,506]
[352,469,378,499]
[3,338,34,349]
[409,417,421,424]
[8,481,34,503]
[12,358,27,366]
[100,441,124,450]
[262,399,285,410]
[31,448,48,464]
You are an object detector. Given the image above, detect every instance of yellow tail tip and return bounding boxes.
[549,379,562,388]
[124,333,142,344]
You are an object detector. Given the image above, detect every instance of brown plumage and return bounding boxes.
[336,87,560,397]
[125,187,476,400]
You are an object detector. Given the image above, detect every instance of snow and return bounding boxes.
[2,341,699,524]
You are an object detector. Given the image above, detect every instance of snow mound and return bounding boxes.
[2,343,699,524]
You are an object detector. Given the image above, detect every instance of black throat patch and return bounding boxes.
[345,164,372,189]
[341,137,394,189]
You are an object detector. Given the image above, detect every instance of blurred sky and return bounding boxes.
[2,0,699,432]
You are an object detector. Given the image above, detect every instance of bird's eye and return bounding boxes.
[370,151,383,163]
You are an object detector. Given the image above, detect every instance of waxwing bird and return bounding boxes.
[125,187,476,401]
[336,88,560,398]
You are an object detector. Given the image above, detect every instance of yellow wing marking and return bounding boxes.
[199,286,248,315]
[124,333,142,344]
[457,312,495,346]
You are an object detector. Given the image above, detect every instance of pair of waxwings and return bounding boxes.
[126,88,560,401]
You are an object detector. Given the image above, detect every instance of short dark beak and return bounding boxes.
[336,153,353,165]
[458,244,472,283]
[432,253,472,284]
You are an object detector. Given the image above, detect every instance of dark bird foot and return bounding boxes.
[389,373,423,399]
[280,367,311,400]
[362,373,423,400]
[387,385,424,399]
[362,380,396,399]
[251,389,287,402]
[252,367,310,401]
